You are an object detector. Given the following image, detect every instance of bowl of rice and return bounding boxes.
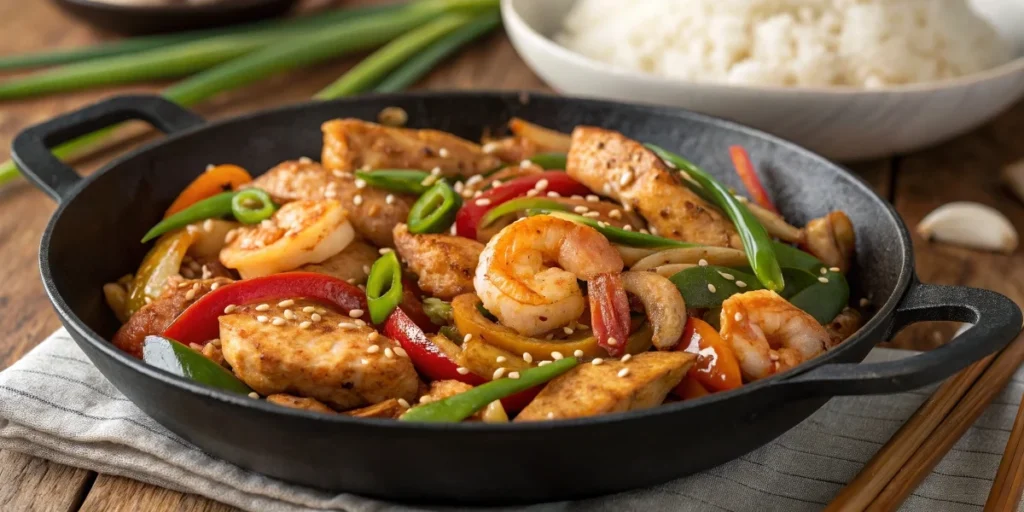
[502,0,1024,161]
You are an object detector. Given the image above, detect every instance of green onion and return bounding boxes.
[315,12,474,99]
[408,181,462,234]
[479,198,567,228]
[400,357,578,422]
[528,209,700,249]
[366,251,404,324]
[141,192,234,243]
[231,189,277,224]
[373,9,500,93]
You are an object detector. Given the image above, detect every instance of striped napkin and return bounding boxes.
[0,329,1021,512]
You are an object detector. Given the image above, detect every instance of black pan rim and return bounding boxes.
[38,90,915,431]
[56,0,294,16]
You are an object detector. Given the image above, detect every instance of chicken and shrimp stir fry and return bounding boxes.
[105,115,863,422]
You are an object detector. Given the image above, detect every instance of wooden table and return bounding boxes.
[1,1,1022,510]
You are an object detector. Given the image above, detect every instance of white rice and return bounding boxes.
[556,0,1013,88]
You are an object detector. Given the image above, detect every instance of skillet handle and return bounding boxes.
[785,282,1021,396]
[12,94,204,203]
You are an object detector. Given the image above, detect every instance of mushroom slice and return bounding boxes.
[917,202,1017,254]
[621,271,686,350]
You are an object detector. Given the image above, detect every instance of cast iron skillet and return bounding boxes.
[13,92,1022,504]
[54,0,298,35]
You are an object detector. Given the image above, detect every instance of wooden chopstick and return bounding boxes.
[825,354,997,512]
[984,377,1024,511]
[866,332,1024,510]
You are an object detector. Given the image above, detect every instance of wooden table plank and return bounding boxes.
[0,451,93,512]
[79,475,236,512]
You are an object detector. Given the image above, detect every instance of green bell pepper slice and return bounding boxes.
[355,169,433,196]
[142,335,252,395]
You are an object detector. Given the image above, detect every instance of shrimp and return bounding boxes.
[719,290,831,381]
[474,215,623,336]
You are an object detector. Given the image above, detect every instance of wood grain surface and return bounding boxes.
[0,0,1021,510]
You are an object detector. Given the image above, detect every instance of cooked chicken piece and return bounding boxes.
[804,211,856,274]
[220,200,354,279]
[345,398,408,419]
[515,351,695,421]
[219,299,419,410]
[248,159,411,247]
[186,219,239,260]
[266,394,336,414]
[322,119,502,178]
[509,118,572,153]
[201,339,228,368]
[567,127,740,248]
[460,164,543,199]
[112,278,233,358]
[393,224,483,300]
[419,380,508,423]
[299,238,379,285]
[480,136,540,163]
[179,254,234,280]
[825,307,862,347]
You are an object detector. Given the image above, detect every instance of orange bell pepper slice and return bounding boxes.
[676,317,742,393]
[164,164,252,218]
[675,377,712,400]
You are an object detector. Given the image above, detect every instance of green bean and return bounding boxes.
[528,152,568,170]
[646,144,784,292]
[529,209,699,249]
[355,169,433,195]
[141,192,234,243]
[480,198,567,228]
[373,10,500,92]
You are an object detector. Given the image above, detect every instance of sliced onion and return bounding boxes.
[621,271,686,350]
[650,263,696,278]
[615,245,658,267]
[744,201,802,243]
[632,247,747,272]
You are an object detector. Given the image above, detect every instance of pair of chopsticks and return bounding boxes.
[827,330,1024,511]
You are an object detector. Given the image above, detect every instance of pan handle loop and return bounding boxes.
[12,94,205,203]
[783,281,1021,396]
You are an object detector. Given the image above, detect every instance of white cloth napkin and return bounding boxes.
[1,329,1022,512]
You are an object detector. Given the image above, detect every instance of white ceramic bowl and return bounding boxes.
[502,0,1024,161]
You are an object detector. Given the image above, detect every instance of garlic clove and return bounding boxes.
[1003,160,1024,204]
[917,201,1018,254]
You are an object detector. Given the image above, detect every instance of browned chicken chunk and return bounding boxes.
[322,119,502,178]
[567,127,740,248]
[392,224,483,300]
[516,351,695,421]
[299,238,379,284]
[112,277,233,358]
[248,159,410,247]
[219,299,419,410]
[266,394,336,414]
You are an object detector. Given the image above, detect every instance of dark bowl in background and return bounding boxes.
[53,0,299,35]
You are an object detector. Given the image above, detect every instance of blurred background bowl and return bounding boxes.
[53,0,299,35]
[502,0,1024,161]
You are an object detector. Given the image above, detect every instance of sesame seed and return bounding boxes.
[349,309,364,318]
[419,396,433,404]
[586,194,600,202]
[430,166,442,176]
[769,353,780,361]
[718,272,735,281]
[248,392,259,399]
[523,352,534,363]
[649,226,659,236]
[496,355,507,363]
[284,309,295,320]
[385,194,395,205]
[202,218,214,232]
[338,322,356,329]
[463,333,473,343]
[545,333,554,340]
[573,206,589,214]
[184,289,196,301]
[482,142,499,154]
[547,191,561,198]
[223,304,237,314]
[253,303,268,312]
[592,358,604,366]
[526,189,539,197]
[618,368,630,378]
[538,360,552,367]
[355,319,367,327]
[547,412,555,419]
[421,175,437,187]
[622,202,633,212]
[271,317,286,326]
[353,195,364,206]
[508,372,521,379]
[397,398,410,408]
[584,211,601,218]
[354,179,367,189]
[621,354,632,362]
[302,306,315,313]
[736,281,748,288]
[299,321,312,329]
[346,278,356,284]
[608,210,622,219]
[577,324,589,330]
[535,179,549,191]
[735,312,744,321]
[623,224,633,231]
[257,315,269,323]
[860,298,870,307]
[367,332,379,342]
[818,277,830,284]
[367,344,380,354]
[820,267,828,275]
[830,267,841,273]
[493,367,506,379]
[278,299,295,308]
[475,198,491,206]
[639,228,650,235]
[384,348,395,358]
[177,282,190,289]
[598,221,609,228]
[210,282,220,290]
[457,366,470,375]
[361,358,369,365]
[439,148,450,158]
[563,326,574,335]
[698,259,708,267]
[708,284,717,293]
[619,170,634,186]
[379,247,393,255]
[519,160,531,168]
[551,351,564,360]
[317,307,326,314]
[573,349,584,358]
[571,195,584,201]
[394,346,407,357]
[607,337,618,346]
[466,175,483,186]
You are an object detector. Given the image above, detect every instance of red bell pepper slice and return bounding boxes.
[163,272,367,347]
[729,145,778,214]
[383,307,540,412]
[454,171,591,240]
[589,273,631,357]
